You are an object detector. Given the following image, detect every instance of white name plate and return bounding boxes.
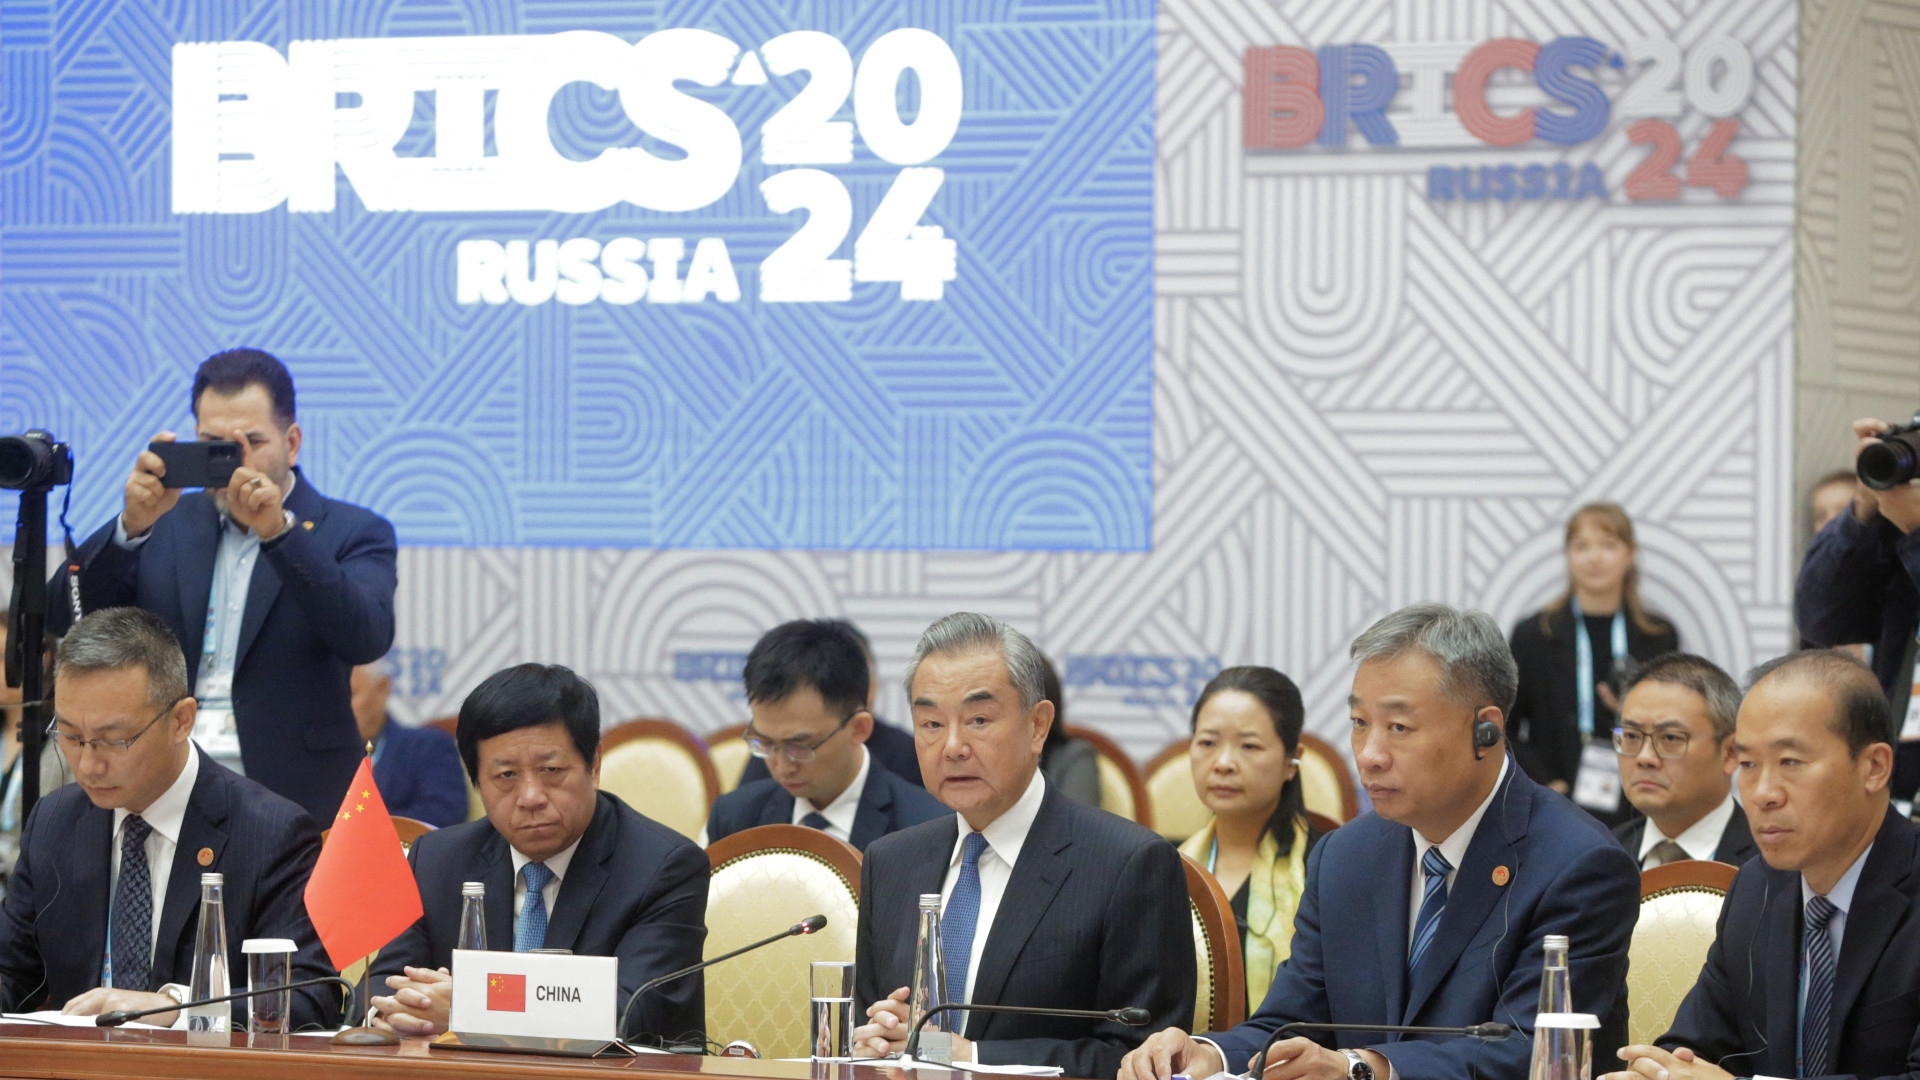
[449,949,618,1042]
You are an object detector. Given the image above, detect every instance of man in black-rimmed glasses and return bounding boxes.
[701,620,944,852]
[1609,653,1757,868]
[0,607,336,1030]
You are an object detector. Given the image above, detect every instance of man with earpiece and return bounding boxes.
[1120,602,1641,1080]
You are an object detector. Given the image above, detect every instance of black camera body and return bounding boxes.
[1859,413,1920,492]
[0,430,72,492]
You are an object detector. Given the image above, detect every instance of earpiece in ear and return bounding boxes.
[1471,718,1501,759]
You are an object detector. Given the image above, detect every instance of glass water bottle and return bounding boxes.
[457,881,487,951]
[186,873,232,1033]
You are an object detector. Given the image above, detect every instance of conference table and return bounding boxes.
[0,1025,1009,1080]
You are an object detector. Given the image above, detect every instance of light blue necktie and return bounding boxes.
[942,832,990,1005]
[515,862,553,953]
[1801,894,1838,1077]
[1408,846,1452,975]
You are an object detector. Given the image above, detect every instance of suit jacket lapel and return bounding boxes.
[968,789,1071,1022]
[1375,828,1414,1022]
[234,474,325,672]
[544,797,615,953]
[849,769,895,851]
[481,831,515,951]
[897,817,957,990]
[156,765,229,980]
[1830,810,1917,1030]
[1760,865,1801,1075]
[174,498,220,687]
[1405,766,1531,1023]
[1717,803,1757,865]
[761,788,798,829]
[75,806,114,982]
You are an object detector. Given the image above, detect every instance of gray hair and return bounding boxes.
[1627,653,1741,742]
[1349,602,1519,714]
[903,612,1047,710]
[54,607,190,708]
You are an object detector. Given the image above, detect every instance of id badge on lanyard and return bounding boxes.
[1571,599,1628,812]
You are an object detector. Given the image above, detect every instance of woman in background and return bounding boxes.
[1178,665,1315,1012]
[1039,654,1101,807]
[1509,502,1678,824]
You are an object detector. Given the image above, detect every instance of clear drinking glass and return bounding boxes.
[241,938,294,1034]
[810,961,855,1060]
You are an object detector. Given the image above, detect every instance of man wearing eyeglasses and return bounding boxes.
[1609,654,1757,868]
[701,620,945,851]
[0,608,337,1029]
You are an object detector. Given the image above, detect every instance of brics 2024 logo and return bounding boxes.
[172,30,960,305]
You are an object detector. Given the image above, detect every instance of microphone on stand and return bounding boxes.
[902,1002,1153,1060]
[1248,1020,1513,1077]
[616,914,828,1044]
[94,975,355,1027]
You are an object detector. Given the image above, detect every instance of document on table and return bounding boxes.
[2,1011,171,1030]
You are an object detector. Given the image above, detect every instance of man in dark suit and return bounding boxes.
[0,608,337,1029]
[737,619,924,790]
[369,664,708,1044]
[703,620,944,851]
[851,613,1193,1078]
[352,663,468,828]
[50,348,398,824]
[1606,650,1920,1080]
[1609,654,1757,868]
[1122,603,1639,1080]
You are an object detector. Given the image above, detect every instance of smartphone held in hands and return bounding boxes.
[150,440,242,489]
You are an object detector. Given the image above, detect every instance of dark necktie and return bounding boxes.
[802,811,832,831]
[942,832,990,1006]
[1648,839,1690,867]
[109,815,155,991]
[1408,845,1452,975]
[1802,894,1839,1077]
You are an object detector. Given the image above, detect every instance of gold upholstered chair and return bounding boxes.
[1066,725,1152,828]
[1296,732,1359,823]
[1628,859,1738,1044]
[1146,739,1211,843]
[1182,853,1247,1033]
[598,718,719,841]
[707,723,752,795]
[704,825,863,1058]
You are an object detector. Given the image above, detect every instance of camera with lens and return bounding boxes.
[0,430,73,492]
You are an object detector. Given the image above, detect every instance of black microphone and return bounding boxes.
[95,975,354,1027]
[1248,1020,1513,1077]
[903,1002,1152,1060]
[616,915,827,1042]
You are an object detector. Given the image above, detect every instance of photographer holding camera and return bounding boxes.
[1795,416,1920,797]
[48,349,398,824]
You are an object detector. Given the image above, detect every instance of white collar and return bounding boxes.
[115,742,200,847]
[1802,841,1874,913]
[951,771,1048,871]
[1640,790,1738,863]
[806,745,871,823]
[510,833,583,884]
[1414,755,1509,871]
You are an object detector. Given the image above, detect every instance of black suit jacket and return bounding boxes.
[371,792,708,1042]
[1508,606,1680,800]
[1662,807,1920,1080]
[0,749,338,1029]
[50,470,398,823]
[856,781,1194,1078]
[739,718,924,789]
[705,762,947,852]
[1611,802,1758,868]
[372,720,469,829]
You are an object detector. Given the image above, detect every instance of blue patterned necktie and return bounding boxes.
[942,832,990,1006]
[1801,894,1839,1077]
[1408,845,1453,975]
[802,811,832,831]
[515,862,553,953]
[109,814,155,991]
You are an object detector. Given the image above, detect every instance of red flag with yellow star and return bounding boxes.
[303,757,424,970]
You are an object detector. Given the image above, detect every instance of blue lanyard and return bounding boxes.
[1572,597,1629,738]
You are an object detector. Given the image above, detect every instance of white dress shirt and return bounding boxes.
[940,770,1048,1006]
[1408,756,1508,947]
[1637,791,1738,868]
[790,746,871,843]
[109,743,201,963]
[510,836,582,926]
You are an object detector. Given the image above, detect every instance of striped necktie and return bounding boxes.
[1801,894,1839,1077]
[1408,845,1453,975]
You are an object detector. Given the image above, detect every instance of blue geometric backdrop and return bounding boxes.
[0,1,1154,551]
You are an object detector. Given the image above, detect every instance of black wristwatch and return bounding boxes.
[1342,1049,1374,1080]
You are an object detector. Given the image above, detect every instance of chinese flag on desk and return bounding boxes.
[486,974,526,1012]
[304,758,424,970]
